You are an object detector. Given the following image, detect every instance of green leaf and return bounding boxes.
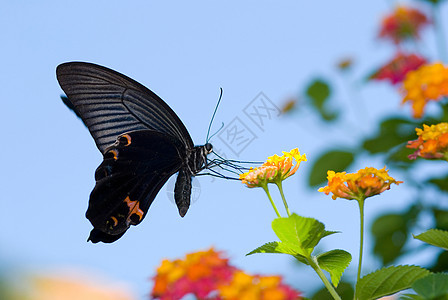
[305,79,338,121]
[308,150,355,187]
[323,231,339,238]
[246,241,309,265]
[412,273,448,299]
[306,79,330,109]
[248,214,337,266]
[247,241,298,255]
[356,265,431,300]
[271,214,330,257]
[371,214,409,264]
[316,249,352,287]
[362,118,417,154]
[414,229,448,251]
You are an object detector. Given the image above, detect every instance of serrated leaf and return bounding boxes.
[323,231,339,238]
[356,265,431,300]
[246,241,309,265]
[414,229,448,251]
[309,150,355,187]
[272,214,328,257]
[317,249,352,287]
[412,273,448,299]
[247,241,298,256]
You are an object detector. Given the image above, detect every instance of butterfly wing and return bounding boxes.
[87,130,184,243]
[56,62,194,153]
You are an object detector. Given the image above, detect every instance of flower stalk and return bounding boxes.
[262,185,281,218]
[275,181,291,217]
[356,197,366,287]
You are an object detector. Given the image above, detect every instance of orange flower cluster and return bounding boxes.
[151,248,301,300]
[218,271,300,300]
[402,63,448,118]
[379,6,429,44]
[318,167,402,201]
[370,53,426,85]
[407,123,448,160]
[151,248,235,300]
[239,148,307,188]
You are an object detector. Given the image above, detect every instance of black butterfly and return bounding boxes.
[56,62,216,243]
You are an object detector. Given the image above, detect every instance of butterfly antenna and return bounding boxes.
[207,122,224,141]
[206,88,223,143]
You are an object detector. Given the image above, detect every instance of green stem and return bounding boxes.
[262,185,281,218]
[355,197,366,297]
[309,256,341,300]
[275,181,291,216]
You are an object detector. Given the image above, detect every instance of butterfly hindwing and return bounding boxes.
[86,130,184,243]
[56,62,194,153]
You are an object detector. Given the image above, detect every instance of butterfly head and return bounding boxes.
[204,143,213,154]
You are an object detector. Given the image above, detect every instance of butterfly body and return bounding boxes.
[56,62,212,243]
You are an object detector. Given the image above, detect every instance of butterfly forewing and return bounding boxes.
[56,62,194,153]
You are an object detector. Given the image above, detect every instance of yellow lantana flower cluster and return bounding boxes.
[402,63,448,118]
[407,122,448,160]
[318,167,402,201]
[239,148,307,188]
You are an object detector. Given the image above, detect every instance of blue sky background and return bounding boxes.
[1,1,447,298]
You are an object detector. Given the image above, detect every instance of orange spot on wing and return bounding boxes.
[111,216,118,226]
[120,134,132,146]
[110,149,118,160]
[124,196,144,222]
